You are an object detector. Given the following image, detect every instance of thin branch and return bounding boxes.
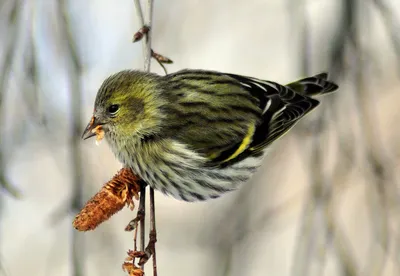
[0,0,21,198]
[149,188,157,276]
[151,49,172,75]
[133,0,145,26]
[133,0,171,75]
[290,2,320,275]
[352,4,394,274]
[143,0,153,72]
[133,25,150,42]
[372,0,400,74]
[299,0,311,75]
[139,185,146,270]
[132,1,156,274]
[132,30,173,75]
[58,0,85,275]
[133,1,147,272]
[134,0,153,72]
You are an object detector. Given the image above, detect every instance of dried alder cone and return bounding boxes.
[73,168,141,231]
[123,254,145,276]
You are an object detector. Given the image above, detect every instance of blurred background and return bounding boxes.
[1,0,400,275]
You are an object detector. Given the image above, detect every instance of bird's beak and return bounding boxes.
[82,116,103,140]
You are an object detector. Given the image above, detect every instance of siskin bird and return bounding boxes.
[82,69,338,202]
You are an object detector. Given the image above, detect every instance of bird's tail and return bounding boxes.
[286,73,339,97]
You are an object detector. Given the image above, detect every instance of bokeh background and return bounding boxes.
[1,0,400,275]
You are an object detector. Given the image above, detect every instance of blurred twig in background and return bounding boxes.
[55,0,86,275]
[203,0,400,275]
[291,0,400,275]
[0,0,21,199]
[373,0,400,73]
[290,3,320,275]
[1,0,400,275]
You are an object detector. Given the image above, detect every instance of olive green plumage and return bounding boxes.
[83,69,338,201]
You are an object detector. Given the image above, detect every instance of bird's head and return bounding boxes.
[82,70,166,145]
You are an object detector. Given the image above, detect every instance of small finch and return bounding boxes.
[82,69,338,201]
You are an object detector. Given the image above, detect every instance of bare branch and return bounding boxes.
[57,1,85,275]
[149,188,157,276]
[0,0,21,198]
[134,0,153,72]
[130,1,157,275]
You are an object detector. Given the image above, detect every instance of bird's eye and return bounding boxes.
[107,104,120,115]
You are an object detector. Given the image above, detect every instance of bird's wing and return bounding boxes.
[219,73,321,164]
[163,70,332,168]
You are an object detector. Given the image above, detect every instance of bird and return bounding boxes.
[82,69,338,202]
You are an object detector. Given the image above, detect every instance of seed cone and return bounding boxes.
[73,168,141,231]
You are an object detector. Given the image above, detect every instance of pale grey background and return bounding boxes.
[1,0,400,275]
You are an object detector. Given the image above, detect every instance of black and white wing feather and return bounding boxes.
[221,72,336,162]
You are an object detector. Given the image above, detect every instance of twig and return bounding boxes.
[134,0,153,72]
[151,49,172,75]
[132,2,172,75]
[149,188,157,276]
[132,32,172,75]
[133,25,150,42]
[299,0,311,76]
[133,2,147,272]
[0,0,21,198]
[132,1,158,274]
[58,0,85,275]
[139,185,146,270]
[143,0,153,72]
[351,4,394,275]
[133,0,145,27]
[134,222,139,252]
[354,51,390,276]
[372,0,400,74]
[290,2,319,275]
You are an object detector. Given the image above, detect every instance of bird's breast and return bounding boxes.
[107,137,266,202]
